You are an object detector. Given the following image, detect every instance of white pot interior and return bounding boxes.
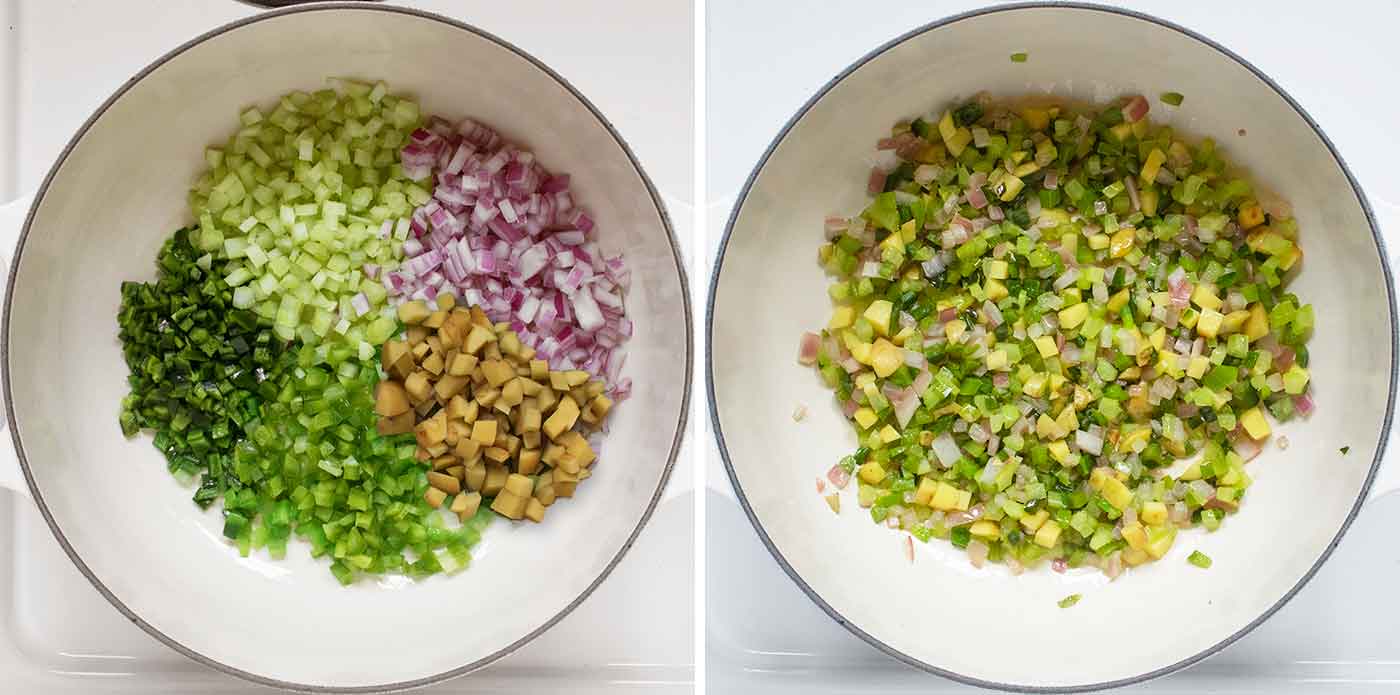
[6,6,688,690]
[711,6,1391,689]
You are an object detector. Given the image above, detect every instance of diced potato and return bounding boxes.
[434,374,469,402]
[1145,525,1177,559]
[374,381,409,419]
[1240,407,1271,439]
[530,359,549,381]
[558,431,597,467]
[970,520,1001,539]
[1033,521,1062,548]
[1140,501,1168,526]
[490,491,528,520]
[1101,476,1134,510]
[552,467,579,498]
[410,341,431,361]
[403,371,433,403]
[377,411,415,436]
[1195,309,1224,339]
[535,482,557,506]
[1020,509,1049,533]
[1237,201,1265,230]
[1244,303,1269,341]
[422,310,447,329]
[406,325,431,346]
[431,454,458,471]
[424,487,449,509]
[504,473,534,498]
[543,395,581,440]
[482,464,508,496]
[501,378,524,408]
[464,464,486,491]
[427,471,461,495]
[480,360,514,387]
[518,448,542,475]
[398,300,431,325]
[524,497,546,522]
[1121,522,1148,550]
[589,395,613,421]
[471,419,498,446]
[476,387,500,408]
[564,370,589,388]
[863,300,894,336]
[447,352,478,376]
[1058,302,1089,330]
[1033,336,1059,358]
[414,411,447,448]
[381,340,410,376]
[463,325,496,354]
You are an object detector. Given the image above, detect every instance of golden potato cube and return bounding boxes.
[431,454,458,471]
[556,452,581,475]
[558,431,597,468]
[461,399,480,425]
[465,464,486,491]
[580,407,599,426]
[501,378,524,408]
[590,395,613,421]
[470,419,498,446]
[504,473,534,498]
[424,442,448,457]
[448,352,478,376]
[454,438,482,463]
[549,371,571,391]
[421,352,445,376]
[481,360,515,387]
[530,360,549,381]
[414,411,447,448]
[447,395,473,421]
[475,387,500,408]
[1140,501,1168,526]
[454,492,482,521]
[468,305,491,328]
[490,491,528,520]
[424,487,448,509]
[518,378,543,397]
[434,374,469,402]
[541,443,564,467]
[522,430,541,449]
[444,419,467,447]
[519,449,542,475]
[435,293,457,311]
[500,331,522,356]
[523,403,543,431]
[406,325,430,346]
[565,370,589,387]
[381,340,410,376]
[404,371,433,403]
[410,341,431,361]
[585,380,606,400]
[445,465,465,481]
[535,482,557,507]
[484,446,510,463]
[482,464,508,496]
[536,387,558,413]
[464,325,496,354]
[552,467,579,498]
[423,310,448,329]
[377,411,415,436]
[543,396,581,440]
[1033,521,1063,548]
[397,300,431,325]
[524,498,546,523]
[427,471,461,495]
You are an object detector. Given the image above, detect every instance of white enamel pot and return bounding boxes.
[709,3,1396,691]
[0,4,689,691]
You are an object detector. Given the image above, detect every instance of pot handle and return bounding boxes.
[0,192,34,500]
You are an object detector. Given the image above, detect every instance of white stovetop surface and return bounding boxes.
[0,1,694,693]
[706,0,1400,693]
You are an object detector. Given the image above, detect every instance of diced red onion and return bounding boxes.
[798,332,821,365]
[1125,176,1141,212]
[967,540,989,568]
[931,433,962,468]
[1044,169,1060,190]
[827,464,851,490]
[1121,95,1150,123]
[868,168,887,195]
[987,205,1004,221]
[1295,392,1315,417]
[967,187,989,209]
[1026,194,1043,221]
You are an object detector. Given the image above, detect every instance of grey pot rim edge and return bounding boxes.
[704,2,1397,693]
[1,3,693,693]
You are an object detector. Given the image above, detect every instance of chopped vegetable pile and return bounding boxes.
[118,79,630,584]
[376,297,615,524]
[803,94,1313,578]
